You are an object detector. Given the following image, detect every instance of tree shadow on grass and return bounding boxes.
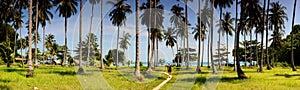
[0,85,11,90]
[48,70,76,76]
[274,74,300,78]
[194,76,242,85]
[0,79,11,83]
[3,68,26,72]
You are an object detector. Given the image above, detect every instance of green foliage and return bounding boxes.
[274,62,289,68]
[140,62,143,66]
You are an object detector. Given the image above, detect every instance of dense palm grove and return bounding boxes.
[0,0,299,79]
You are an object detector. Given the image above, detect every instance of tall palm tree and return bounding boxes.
[218,12,234,66]
[54,0,78,66]
[37,0,53,65]
[45,34,55,64]
[135,0,140,77]
[165,28,177,56]
[34,0,39,68]
[265,0,271,70]
[87,0,100,67]
[193,17,204,72]
[108,0,132,69]
[235,0,247,79]
[214,0,233,69]
[290,0,297,71]
[141,0,153,72]
[26,0,34,77]
[120,32,131,55]
[210,0,217,73]
[201,4,211,68]
[180,0,193,69]
[268,1,287,68]
[100,0,105,70]
[78,0,84,73]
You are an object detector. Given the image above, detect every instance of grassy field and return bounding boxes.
[0,65,300,90]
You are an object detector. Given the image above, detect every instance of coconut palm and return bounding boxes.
[135,0,140,77]
[201,4,211,68]
[290,0,297,71]
[100,0,105,70]
[45,34,55,64]
[164,28,177,55]
[193,17,205,72]
[87,0,100,67]
[78,0,84,73]
[268,1,287,67]
[54,0,78,66]
[217,12,234,67]
[214,0,233,69]
[265,0,271,70]
[108,0,132,69]
[37,0,53,66]
[26,0,34,77]
[120,32,131,56]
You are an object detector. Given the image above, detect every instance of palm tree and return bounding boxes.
[268,1,287,68]
[78,0,84,73]
[235,0,247,79]
[265,0,271,70]
[120,32,131,55]
[54,0,78,66]
[45,34,55,65]
[214,0,233,69]
[165,28,177,56]
[201,4,211,68]
[180,0,193,69]
[26,0,34,77]
[210,0,217,73]
[290,0,297,71]
[37,0,53,65]
[193,17,204,72]
[100,0,105,70]
[134,0,140,77]
[217,12,234,66]
[33,0,39,68]
[87,0,100,67]
[108,0,132,69]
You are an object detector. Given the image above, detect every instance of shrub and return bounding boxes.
[140,62,143,67]
[275,62,289,68]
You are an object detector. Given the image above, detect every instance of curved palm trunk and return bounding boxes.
[236,0,246,78]
[211,0,216,73]
[146,2,152,73]
[291,0,297,71]
[27,0,34,77]
[116,26,120,69]
[20,28,24,67]
[87,4,95,67]
[34,1,39,68]
[196,0,202,73]
[100,0,105,70]
[266,0,272,70]
[135,0,140,77]
[78,0,84,74]
[255,32,259,67]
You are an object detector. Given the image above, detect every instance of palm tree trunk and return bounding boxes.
[259,0,266,72]
[218,8,222,70]
[250,29,253,66]
[234,0,238,71]
[134,0,140,77]
[156,38,158,68]
[146,28,152,73]
[27,0,34,77]
[20,28,24,68]
[78,0,84,74]
[42,27,45,64]
[291,0,297,71]
[100,0,104,70]
[266,0,272,70]
[63,16,67,67]
[207,26,210,68]
[196,0,202,73]
[34,0,39,68]
[226,33,229,66]
[185,3,190,69]
[116,26,120,69]
[87,4,95,67]
[255,32,259,67]
[211,0,216,73]
[201,40,204,67]
[244,33,247,67]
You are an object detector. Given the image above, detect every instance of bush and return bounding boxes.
[275,62,289,68]
[0,59,4,65]
[140,62,143,67]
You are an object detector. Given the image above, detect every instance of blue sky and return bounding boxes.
[18,0,300,63]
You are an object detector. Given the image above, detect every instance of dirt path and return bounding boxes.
[153,72,172,90]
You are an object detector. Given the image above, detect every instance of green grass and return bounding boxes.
[0,65,300,90]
